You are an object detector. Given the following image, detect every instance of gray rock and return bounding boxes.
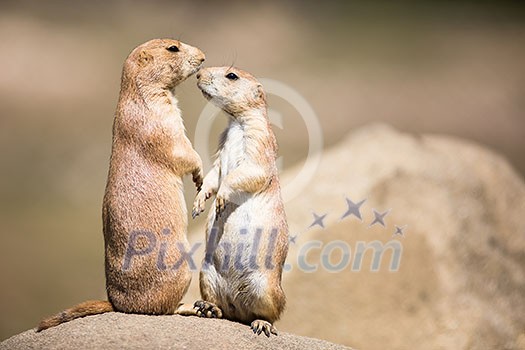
[0,313,352,350]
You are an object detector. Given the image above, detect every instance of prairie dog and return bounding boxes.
[192,67,289,337]
[37,39,205,331]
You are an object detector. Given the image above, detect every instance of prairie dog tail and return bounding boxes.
[37,300,114,332]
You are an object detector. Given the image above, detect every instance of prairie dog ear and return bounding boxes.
[253,84,265,101]
[138,50,153,66]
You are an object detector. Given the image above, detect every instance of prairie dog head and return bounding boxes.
[197,67,266,116]
[123,39,205,90]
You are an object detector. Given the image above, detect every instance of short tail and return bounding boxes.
[37,300,114,332]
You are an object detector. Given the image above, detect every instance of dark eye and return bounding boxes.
[166,45,179,52]
[225,72,239,80]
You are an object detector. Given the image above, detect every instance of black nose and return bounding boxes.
[196,73,201,79]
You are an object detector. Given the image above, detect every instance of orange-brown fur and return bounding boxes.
[37,39,205,331]
[37,301,113,332]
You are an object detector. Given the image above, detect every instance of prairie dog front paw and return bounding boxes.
[215,185,232,216]
[192,168,203,191]
[192,189,210,219]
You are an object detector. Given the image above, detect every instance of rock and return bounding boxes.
[0,313,352,350]
[276,124,525,349]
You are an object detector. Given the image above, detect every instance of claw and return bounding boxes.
[193,177,203,191]
[216,199,221,216]
[191,204,198,219]
[192,191,209,219]
[192,170,203,191]
[251,320,277,337]
[192,201,203,219]
[216,196,226,216]
[193,300,223,319]
[263,326,270,337]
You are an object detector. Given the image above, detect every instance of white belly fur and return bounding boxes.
[202,121,284,320]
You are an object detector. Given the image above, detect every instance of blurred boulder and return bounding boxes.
[278,124,525,350]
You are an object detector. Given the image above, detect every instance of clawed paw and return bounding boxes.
[251,319,278,337]
[193,300,223,319]
[215,185,232,217]
[192,190,213,219]
[215,196,226,216]
[192,194,205,219]
[192,170,203,191]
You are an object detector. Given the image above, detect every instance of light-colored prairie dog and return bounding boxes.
[37,38,205,331]
[191,67,289,337]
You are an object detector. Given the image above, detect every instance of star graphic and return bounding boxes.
[289,235,298,244]
[309,212,328,229]
[369,209,390,227]
[393,225,407,237]
[340,197,366,221]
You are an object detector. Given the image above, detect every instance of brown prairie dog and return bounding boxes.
[37,38,205,331]
[191,67,289,337]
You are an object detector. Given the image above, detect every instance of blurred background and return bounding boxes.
[1,0,524,348]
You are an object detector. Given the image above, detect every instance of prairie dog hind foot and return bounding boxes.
[251,319,278,337]
[194,300,223,318]
[174,300,221,318]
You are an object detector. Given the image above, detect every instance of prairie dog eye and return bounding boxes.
[225,72,239,80]
[166,45,179,52]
